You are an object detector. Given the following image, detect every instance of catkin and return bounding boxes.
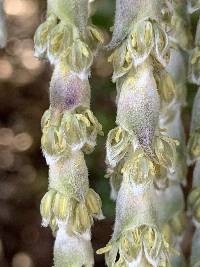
[34,1,104,266]
[97,1,188,266]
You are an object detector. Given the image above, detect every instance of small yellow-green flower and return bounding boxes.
[107,0,170,50]
[122,148,155,184]
[61,108,103,154]
[109,19,169,81]
[106,162,124,201]
[97,226,169,267]
[34,0,104,72]
[34,13,57,57]
[40,151,103,234]
[41,108,103,157]
[153,131,179,172]
[159,106,187,184]
[40,188,102,234]
[97,178,172,266]
[156,70,175,104]
[41,109,68,157]
[106,126,132,168]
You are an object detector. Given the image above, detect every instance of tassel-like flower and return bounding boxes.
[106,127,178,192]
[107,0,169,50]
[34,0,103,72]
[153,131,178,172]
[156,70,175,104]
[101,1,182,266]
[121,148,156,185]
[97,180,169,267]
[40,152,103,234]
[106,163,124,201]
[48,152,101,230]
[106,126,132,168]
[159,107,187,184]
[41,107,102,158]
[109,19,169,81]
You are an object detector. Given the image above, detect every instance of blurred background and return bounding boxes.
[0,0,197,267]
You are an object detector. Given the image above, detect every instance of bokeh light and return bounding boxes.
[12,253,33,267]
[4,0,37,17]
[0,59,13,79]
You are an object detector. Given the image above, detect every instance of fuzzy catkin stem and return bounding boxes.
[97,1,182,266]
[34,0,104,266]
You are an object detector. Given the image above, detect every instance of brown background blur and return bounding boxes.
[0,1,117,266]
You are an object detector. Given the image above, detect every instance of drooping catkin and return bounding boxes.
[157,2,191,265]
[97,1,182,266]
[34,1,104,266]
[187,2,200,267]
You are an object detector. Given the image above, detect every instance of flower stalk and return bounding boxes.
[34,0,104,266]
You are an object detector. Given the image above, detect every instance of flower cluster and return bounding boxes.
[34,0,103,73]
[96,0,189,266]
[157,3,192,265]
[34,1,103,266]
[98,180,170,267]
